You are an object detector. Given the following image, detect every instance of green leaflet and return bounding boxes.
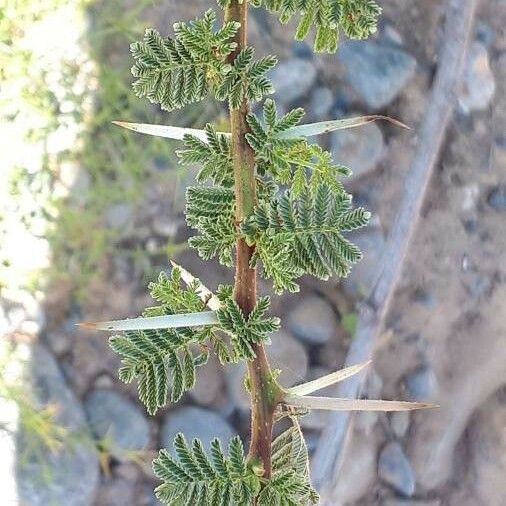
[216,290,281,360]
[130,9,238,111]
[154,434,261,505]
[215,46,278,109]
[177,124,234,187]
[243,184,370,293]
[109,268,219,414]
[246,0,382,53]
[153,422,318,506]
[246,99,352,196]
[110,327,210,414]
[258,418,319,505]
[131,9,276,111]
[185,186,237,266]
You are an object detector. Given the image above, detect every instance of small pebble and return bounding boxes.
[459,42,496,113]
[378,441,416,497]
[488,186,506,211]
[85,389,150,460]
[161,406,235,450]
[404,367,438,401]
[269,58,317,105]
[340,41,417,109]
[287,295,336,345]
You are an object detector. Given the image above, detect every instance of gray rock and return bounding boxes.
[488,186,506,211]
[161,406,235,450]
[341,41,417,109]
[287,295,336,345]
[412,288,437,308]
[104,203,134,230]
[331,118,385,178]
[467,274,493,301]
[85,389,150,460]
[292,41,313,59]
[343,228,385,298]
[269,58,317,105]
[404,367,438,401]
[378,441,416,497]
[390,412,411,439]
[17,345,99,506]
[224,362,250,411]
[382,500,441,506]
[266,330,308,389]
[475,21,495,48]
[309,87,334,119]
[45,329,71,356]
[459,42,495,113]
[189,355,225,407]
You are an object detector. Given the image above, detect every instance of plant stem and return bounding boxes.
[225,0,281,482]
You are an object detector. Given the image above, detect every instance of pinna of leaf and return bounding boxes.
[82,266,435,415]
[81,2,435,504]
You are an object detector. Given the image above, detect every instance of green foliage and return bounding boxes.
[341,311,358,335]
[131,9,239,111]
[247,99,352,195]
[154,421,317,506]
[177,124,234,187]
[109,268,281,410]
[154,434,261,505]
[110,268,216,414]
[247,0,382,53]
[185,186,236,266]
[259,420,319,505]
[243,184,370,293]
[131,9,276,111]
[216,291,281,360]
[214,47,278,109]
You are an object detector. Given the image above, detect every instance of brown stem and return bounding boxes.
[224,1,280,482]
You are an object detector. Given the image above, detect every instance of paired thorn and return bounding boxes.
[288,361,372,396]
[282,361,438,412]
[284,395,438,412]
[111,113,410,145]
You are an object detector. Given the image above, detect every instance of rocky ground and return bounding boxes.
[1,0,505,505]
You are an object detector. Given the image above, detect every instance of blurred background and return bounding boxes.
[1,1,504,505]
